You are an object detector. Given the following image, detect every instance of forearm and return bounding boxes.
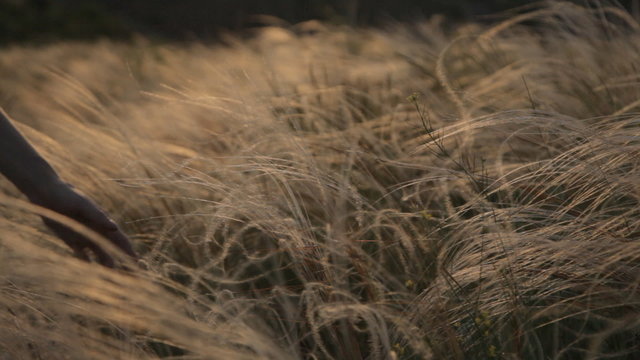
[0,108,61,201]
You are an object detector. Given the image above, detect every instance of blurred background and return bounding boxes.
[1,0,636,44]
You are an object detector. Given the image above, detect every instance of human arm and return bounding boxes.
[0,108,136,267]
[0,108,60,200]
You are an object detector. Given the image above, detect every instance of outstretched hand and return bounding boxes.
[0,108,135,267]
[30,181,137,268]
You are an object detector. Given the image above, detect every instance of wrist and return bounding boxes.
[19,157,63,204]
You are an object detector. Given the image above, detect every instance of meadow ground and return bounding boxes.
[1,2,640,359]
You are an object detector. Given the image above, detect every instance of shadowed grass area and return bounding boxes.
[1,2,640,359]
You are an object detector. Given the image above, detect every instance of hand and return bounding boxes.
[29,181,137,268]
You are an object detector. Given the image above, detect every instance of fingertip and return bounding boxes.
[77,199,119,232]
[73,248,91,262]
[102,219,119,232]
[93,247,116,268]
[92,213,119,232]
[107,230,138,258]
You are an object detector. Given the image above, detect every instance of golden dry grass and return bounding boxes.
[1,2,640,359]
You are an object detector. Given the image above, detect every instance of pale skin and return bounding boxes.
[0,108,136,267]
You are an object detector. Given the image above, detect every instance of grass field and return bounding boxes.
[1,2,640,359]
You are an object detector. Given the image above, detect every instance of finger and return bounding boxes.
[74,198,138,258]
[75,198,119,233]
[105,228,137,259]
[42,217,116,268]
[86,243,115,268]
[73,247,91,263]
[42,217,87,251]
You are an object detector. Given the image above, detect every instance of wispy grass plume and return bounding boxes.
[1,2,639,358]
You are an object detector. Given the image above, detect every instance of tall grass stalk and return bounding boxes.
[1,2,639,359]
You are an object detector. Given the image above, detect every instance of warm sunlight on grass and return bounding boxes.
[1,2,640,359]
